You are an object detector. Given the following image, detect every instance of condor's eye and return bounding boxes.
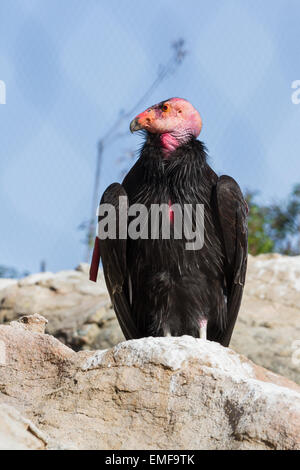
[162,103,169,112]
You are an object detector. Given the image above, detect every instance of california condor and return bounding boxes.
[90,98,248,346]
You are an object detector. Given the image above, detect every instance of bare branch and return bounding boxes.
[83,40,188,261]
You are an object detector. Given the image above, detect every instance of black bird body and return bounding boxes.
[98,135,248,346]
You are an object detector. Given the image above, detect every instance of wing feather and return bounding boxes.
[214,175,248,346]
[98,183,140,339]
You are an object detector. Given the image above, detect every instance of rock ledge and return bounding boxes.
[0,317,299,450]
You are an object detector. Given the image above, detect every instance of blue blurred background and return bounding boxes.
[0,0,299,274]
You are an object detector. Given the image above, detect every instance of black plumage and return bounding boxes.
[98,134,248,346]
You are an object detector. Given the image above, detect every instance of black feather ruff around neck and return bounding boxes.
[138,134,211,188]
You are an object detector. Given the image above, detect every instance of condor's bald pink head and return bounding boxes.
[130,98,202,155]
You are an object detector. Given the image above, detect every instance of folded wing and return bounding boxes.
[213,175,248,346]
[97,182,140,340]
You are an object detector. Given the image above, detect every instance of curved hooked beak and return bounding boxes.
[129,118,143,133]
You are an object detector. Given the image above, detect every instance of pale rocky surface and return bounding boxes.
[0,317,299,450]
[0,404,47,450]
[0,263,123,351]
[0,254,299,383]
[231,254,300,384]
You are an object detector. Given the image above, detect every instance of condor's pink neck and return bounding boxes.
[160,133,181,158]
[160,131,190,158]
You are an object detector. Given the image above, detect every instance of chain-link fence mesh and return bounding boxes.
[0,0,299,274]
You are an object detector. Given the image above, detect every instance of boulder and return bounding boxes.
[0,254,299,384]
[231,254,300,384]
[0,317,299,450]
[0,264,124,351]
